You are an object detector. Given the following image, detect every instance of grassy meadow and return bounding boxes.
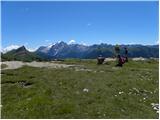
[1,59,159,118]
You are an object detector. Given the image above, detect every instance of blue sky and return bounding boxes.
[2,1,159,50]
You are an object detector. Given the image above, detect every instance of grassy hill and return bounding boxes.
[1,46,44,62]
[1,59,159,118]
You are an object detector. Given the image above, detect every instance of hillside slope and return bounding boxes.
[1,46,44,62]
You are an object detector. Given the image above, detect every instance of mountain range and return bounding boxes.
[1,41,159,61]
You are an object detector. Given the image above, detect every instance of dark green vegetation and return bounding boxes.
[1,59,159,118]
[1,64,8,69]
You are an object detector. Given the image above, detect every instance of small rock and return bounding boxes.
[132,87,139,93]
[128,92,132,95]
[151,103,159,113]
[119,91,124,94]
[83,88,89,92]
[154,107,158,110]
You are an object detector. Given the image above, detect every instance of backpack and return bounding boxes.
[121,57,126,64]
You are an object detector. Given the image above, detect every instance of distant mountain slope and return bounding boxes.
[2,42,159,61]
[36,42,159,59]
[2,46,44,62]
[126,45,159,58]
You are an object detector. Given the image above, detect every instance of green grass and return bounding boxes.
[1,64,8,69]
[1,59,159,118]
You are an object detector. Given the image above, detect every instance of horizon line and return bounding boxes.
[2,0,158,1]
[1,42,158,53]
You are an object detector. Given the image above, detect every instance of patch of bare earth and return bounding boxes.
[1,61,76,70]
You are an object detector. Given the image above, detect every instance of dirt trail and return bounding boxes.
[132,57,147,61]
[105,57,149,61]
[1,61,76,70]
[104,58,116,62]
[1,57,157,70]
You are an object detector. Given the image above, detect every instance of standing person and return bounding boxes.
[124,47,128,62]
[115,44,120,57]
[114,44,120,65]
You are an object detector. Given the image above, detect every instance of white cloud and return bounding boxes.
[27,47,37,52]
[68,40,76,44]
[128,42,136,45]
[80,41,87,46]
[87,23,92,27]
[82,43,87,46]
[45,40,50,42]
[99,40,103,43]
[1,45,20,53]
[156,40,159,44]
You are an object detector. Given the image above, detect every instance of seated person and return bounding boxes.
[116,55,125,67]
[97,55,105,64]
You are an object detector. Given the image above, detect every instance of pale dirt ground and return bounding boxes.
[1,57,158,70]
[1,61,76,70]
[104,58,116,61]
[104,57,155,61]
[132,57,147,61]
